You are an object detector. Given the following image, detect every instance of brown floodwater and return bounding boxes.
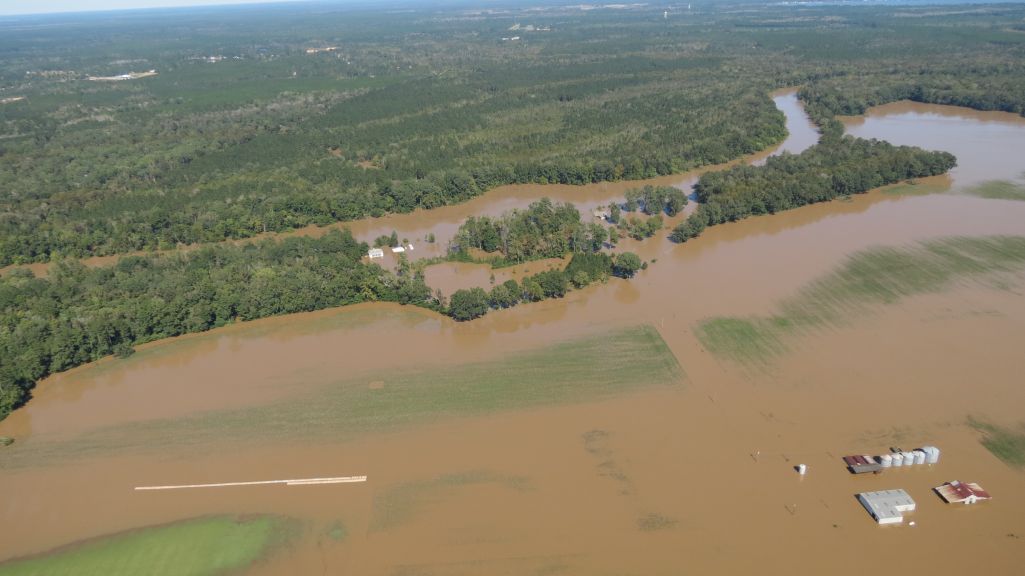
[842,101,1025,188]
[3,99,1025,574]
[423,258,568,298]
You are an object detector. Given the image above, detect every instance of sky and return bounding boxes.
[0,0,308,16]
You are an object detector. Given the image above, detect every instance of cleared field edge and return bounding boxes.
[0,515,299,576]
[968,417,1025,468]
[959,180,1025,201]
[695,235,1025,366]
[1,325,684,469]
[878,180,1025,200]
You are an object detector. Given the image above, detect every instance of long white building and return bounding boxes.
[857,489,916,525]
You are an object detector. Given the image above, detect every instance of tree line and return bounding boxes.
[0,229,435,420]
[670,137,957,243]
[446,251,642,322]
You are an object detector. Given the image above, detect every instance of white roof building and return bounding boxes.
[857,489,916,525]
[391,246,405,253]
[367,248,384,259]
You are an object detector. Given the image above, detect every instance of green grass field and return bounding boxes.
[961,181,1025,201]
[4,325,683,469]
[969,418,1025,468]
[697,236,1025,364]
[0,516,290,576]
[184,324,683,439]
[696,317,791,366]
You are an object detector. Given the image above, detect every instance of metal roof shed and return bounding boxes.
[935,481,991,505]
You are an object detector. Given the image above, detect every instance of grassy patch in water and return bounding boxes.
[969,418,1025,468]
[696,317,790,365]
[325,521,348,542]
[882,181,948,196]
[210,324,683,437]
[698,236,1025,365]
[0,516,292,576]
[4,325,683,468]
[372,470,530,531]
[961,180,1025,201]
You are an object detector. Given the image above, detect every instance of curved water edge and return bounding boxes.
[0,89,814,279]
[841,101,1025,189]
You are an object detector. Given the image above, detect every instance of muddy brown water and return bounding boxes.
[3,99,1025,574]
[842,101,1025,188]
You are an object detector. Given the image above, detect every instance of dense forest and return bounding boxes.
[670,138,957,242]
[4,2,1021,266]
[0,230,435,419]
[0,4,789,265]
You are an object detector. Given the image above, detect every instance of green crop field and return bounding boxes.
[969,418,1025,468]
[2,325,683,469]
[697,236,1025,364]
[962,181,1025,202]
[0,516,291,576]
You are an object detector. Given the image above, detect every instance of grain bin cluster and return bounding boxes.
[844,446,939,474]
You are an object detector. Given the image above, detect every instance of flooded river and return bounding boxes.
[2,96,1025,575]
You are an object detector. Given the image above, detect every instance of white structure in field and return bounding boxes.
[367,248,384,259]
[391,246,405,253]
[857,489,916,525]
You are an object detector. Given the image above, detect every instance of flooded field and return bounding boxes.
[3,98,1025,575]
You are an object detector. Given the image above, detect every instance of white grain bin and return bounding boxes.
[924,446,940,464]
[892,453,904,467]
[879,454,893,468]
[901,452,915,466]
[913,450,926,465]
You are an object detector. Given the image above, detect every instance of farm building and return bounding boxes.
[935,481,991,505]
[857,489,916,525]
[391,246,405,253]
[844,454,882,474]
[367,248,384,259]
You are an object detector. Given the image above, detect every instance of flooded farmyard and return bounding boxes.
[2,96,1025,575]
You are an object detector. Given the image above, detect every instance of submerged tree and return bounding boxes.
[613,252,643,278]
[448,287,490,321]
